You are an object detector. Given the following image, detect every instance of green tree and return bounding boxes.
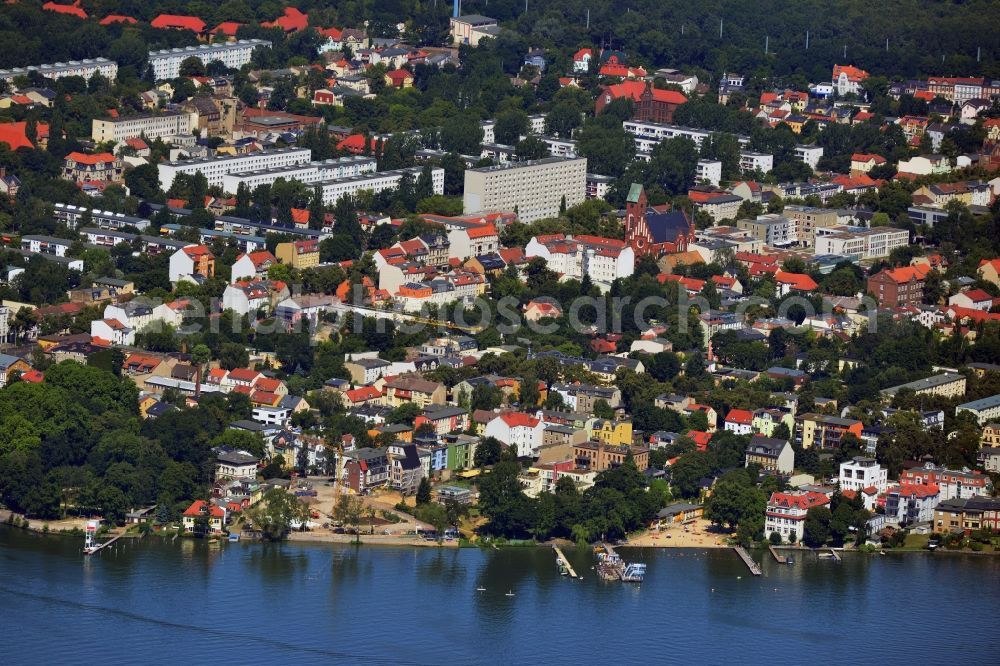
[803,506,832,547]
[416,476,432,505]
[474,437,503,467]
[246,488,308,541]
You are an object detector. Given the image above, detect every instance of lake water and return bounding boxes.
[1,527,998,665]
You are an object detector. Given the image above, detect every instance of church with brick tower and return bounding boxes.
[624,184,695,258]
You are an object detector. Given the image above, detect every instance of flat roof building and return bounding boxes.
[463,156,586,223]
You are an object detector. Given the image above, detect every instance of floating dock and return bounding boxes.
[553,546,579,578]
[769,546,787,564]
[733,546,763,575]
[597,543,646,582]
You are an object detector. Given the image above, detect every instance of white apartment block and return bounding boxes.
[481,113,545,144]
[92,112,195,143]
[220,156,377,194]
[157,147,312,190]
[463,156,586,223]
[147,40,271,81]
[736,214,797,246]
[524,234,635,286]
[54,203,151,232]
[839,457,888,493]
[813,226,909,260]
[696,159,722,186]
[316,166,444,206]
[541,136,577,159]
[793,145,824,169]
[624,120,750,153]
[740,151,774,174]
[0,58,117,82]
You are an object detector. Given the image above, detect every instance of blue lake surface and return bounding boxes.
[1,527,998,665]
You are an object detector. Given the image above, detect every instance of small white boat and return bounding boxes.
[476,586,486,592]
[505,590,515,597]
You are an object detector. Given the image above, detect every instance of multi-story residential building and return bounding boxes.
[524,233,635,286]
[20,235,73,257]
[463,157,586,223]
[698,311,742,347]
[623,120,750,152]
[221,156,377,193]
[839,457,888,498]
[343,447,390,493]
[91,111,195,143]
[695,159,722,186]
[724,408,755,435]
[900,463,992,501]
[752,409,794,438]
[0,58,117,82]
[956,394,1000,424]
[867,264,928,307]
[744,436,794,474]
[587,419,633,446]
[168,245,215,283]
[884,483,939,526]
[158,148,312,190]
[484,412,545,458]
[739,151,774,174]
[383,375,446,408]
[316,166,443,206]
[736,214,797,246]
[782,206,846,246]
[344,357,392,385]
[147,40,271,80]
[880,372,966,401]
[386,443,424,495]
[796,413,863,450]
[832,64,869,96]
[573,441,649,472]
[689,189,742,222]
[815,226,910,261]
[448,224,499,260]
[793,144,824,169]
[275,239,320,269]
[933,496,1000,535]
[765,491,830,542]
[63,152,122,183]
[54,203,151,232]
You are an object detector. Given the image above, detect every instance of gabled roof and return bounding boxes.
[183,499,225,518]
[497,412,540,428]
[100,14,137,25]
[43,2,87,18]
[151,14,207,32]
[602,80,687,106]
[725,409,754,425]
[774,271,818,291]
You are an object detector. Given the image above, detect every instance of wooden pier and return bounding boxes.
[553,546,579,578]
[828,548,841,562]
[733,546,762,575]
[769,546,787,564]
[84,532,124,555]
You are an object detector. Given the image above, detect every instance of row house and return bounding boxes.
[900,463,991,501]
[933,496,1000,535]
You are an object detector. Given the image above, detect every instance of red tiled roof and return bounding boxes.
[851,153,886,164]
[346,386,382,402]
[0,122,36,150]
[20,369,44,383]
[261,7,308,31]
[725,409,754,425]
[466,224,498,239]
[768,491,829,511]
[66,151,116,165]
[213,21,243,36]
[227,367,260,383]
[833,64,869,82]
[255,376,282,393]
[499,412,539,428]
[151,14,207,32]
[601,80,687,106]
[291,208,309,224]
[43,2,87,18]
[183,499,225,518]
[879,264,929,284]
[99,14,137,25]
[688,430,712,451]
[892,483,939,498]
[774,271,818,292]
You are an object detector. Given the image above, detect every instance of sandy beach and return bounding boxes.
[625,518,731,548]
